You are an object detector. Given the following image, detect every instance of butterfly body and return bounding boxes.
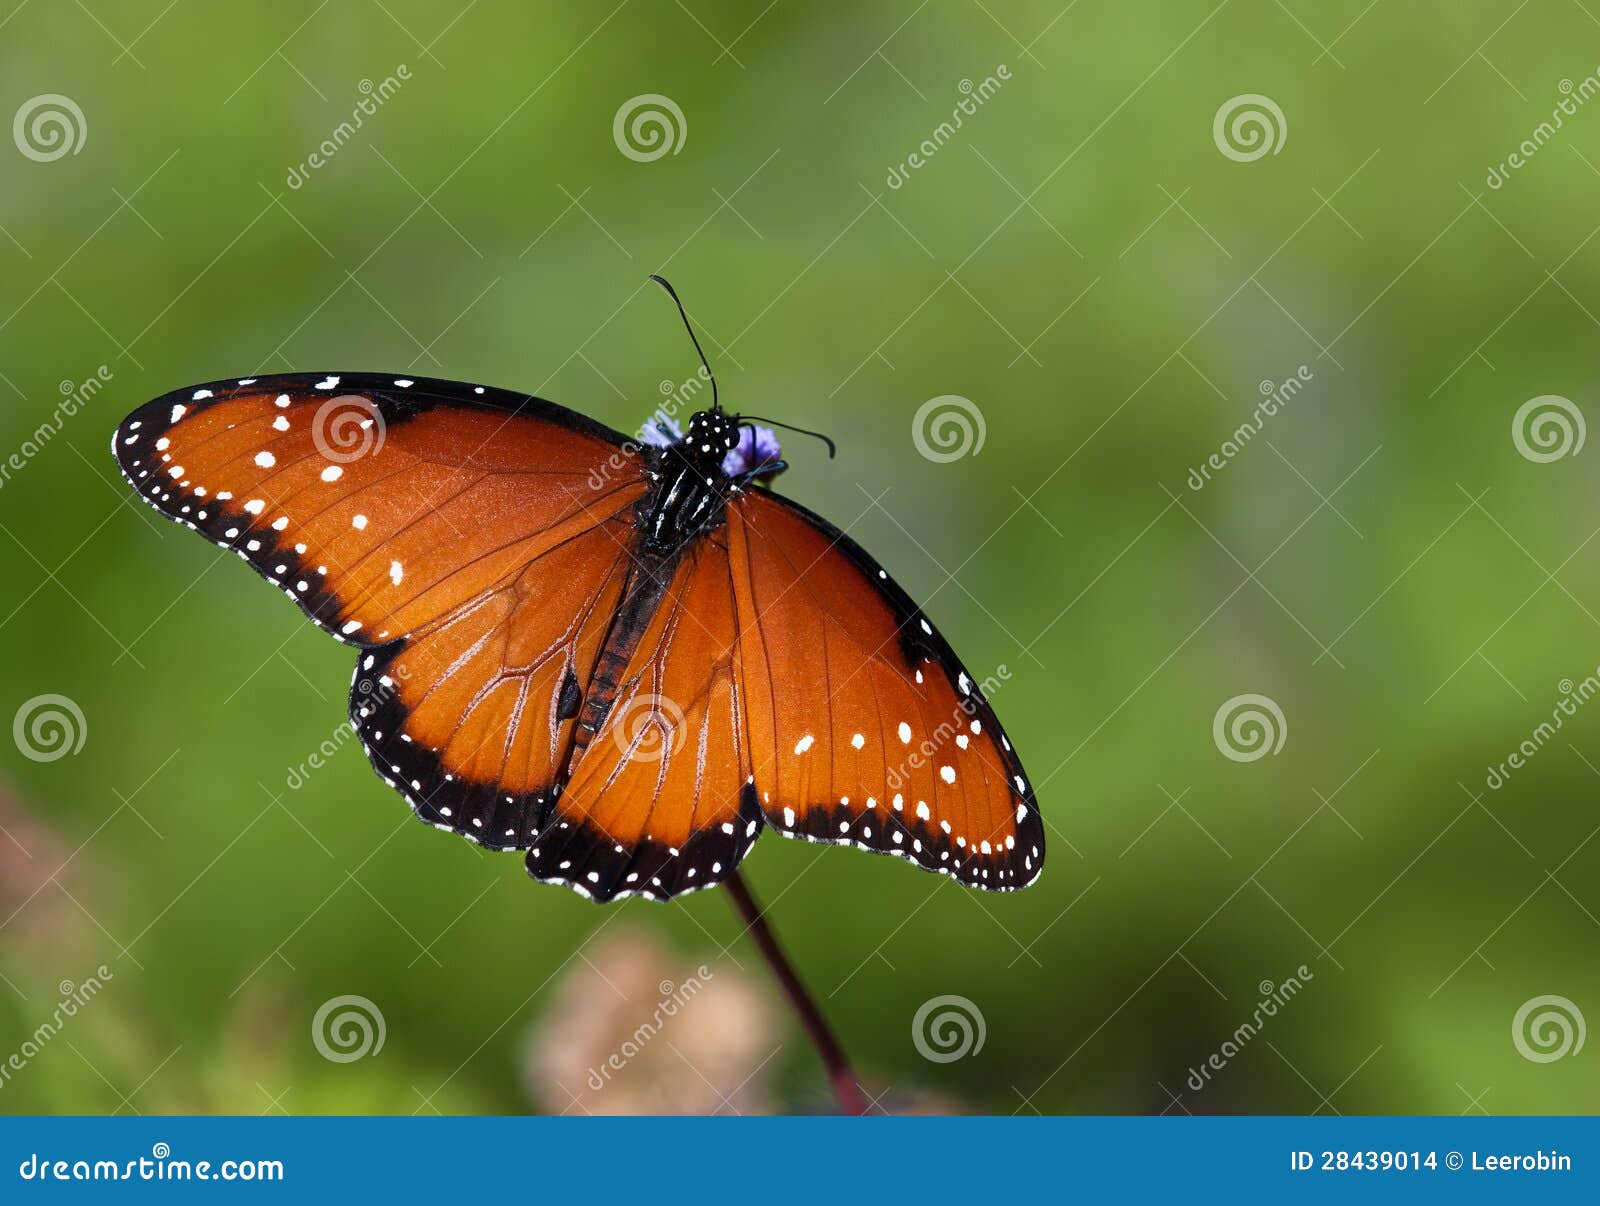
[113,370,1044,903]
[639,409,745,552]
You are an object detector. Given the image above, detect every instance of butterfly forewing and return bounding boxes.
[114,373,647,849]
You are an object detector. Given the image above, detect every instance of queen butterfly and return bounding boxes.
[110,282,1043,903]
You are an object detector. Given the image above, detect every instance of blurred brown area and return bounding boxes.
[523,928,778,1115]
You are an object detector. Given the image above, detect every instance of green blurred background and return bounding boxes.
[2,1,1598,1115]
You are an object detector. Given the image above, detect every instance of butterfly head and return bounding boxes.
[677,409,785,482]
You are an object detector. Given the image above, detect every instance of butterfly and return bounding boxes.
[110,281,1043,903]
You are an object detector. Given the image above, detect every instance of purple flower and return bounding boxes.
[639,413,683,448]
[722,424,782,476]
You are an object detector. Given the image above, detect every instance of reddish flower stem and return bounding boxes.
[723,870,866,1116]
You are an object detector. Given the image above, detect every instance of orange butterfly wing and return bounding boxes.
[525,529,763,900]
[115,373,646,848]
[727,488,1043,891]
[522,483,1042,901]
[117,377,1042,897]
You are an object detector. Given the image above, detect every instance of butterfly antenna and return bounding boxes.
[738,414,837,460]
[648,274,719,413]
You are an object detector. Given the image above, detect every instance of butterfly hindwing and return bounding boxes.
[526,531,765,901]
[727,489,1044,891]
